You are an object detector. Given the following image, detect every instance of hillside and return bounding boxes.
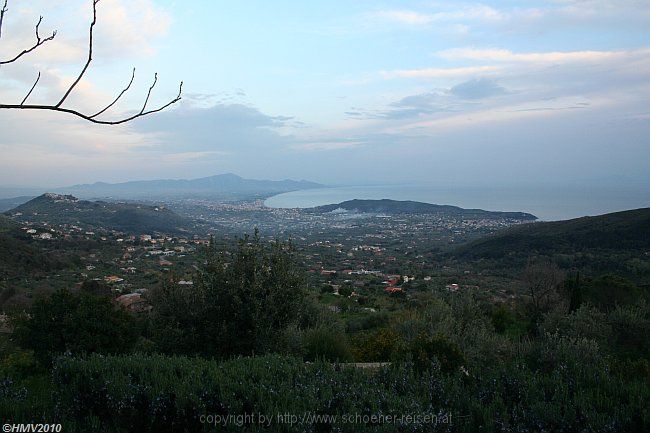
[455,208,650,270]
[310,199,537,220]
[0,196,34,212]
[0,214,17,232]
[5,193,191,235]
[0,215,71,279]
[54,173,323,200]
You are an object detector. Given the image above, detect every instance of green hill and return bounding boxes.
[454,208,650,277]
[5,193,192,235]
[310,199,537,220]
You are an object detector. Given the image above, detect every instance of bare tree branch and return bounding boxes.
[0,0,183,124]
[90,67,135,119]
[0,11,57,65]
[1,81,183,125]
[21,71,40,105]
[0,0,7,40]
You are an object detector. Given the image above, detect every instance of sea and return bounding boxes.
[264,184,650,221]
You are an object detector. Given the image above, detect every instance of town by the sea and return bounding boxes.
[265,183,650,221]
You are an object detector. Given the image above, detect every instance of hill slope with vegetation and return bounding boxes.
[0,216,74,280]
[5,193,192,235]
[311,199,537,220]
[454,207,650,278]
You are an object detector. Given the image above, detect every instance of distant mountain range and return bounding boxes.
[0,173,324,203]
[6,193,191,235]
[310,199,538,220]
[57,173,323,200]
[455,207,650,261]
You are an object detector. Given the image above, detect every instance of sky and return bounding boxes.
[0,0,649,188]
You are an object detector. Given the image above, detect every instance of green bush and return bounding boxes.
[13,290,139,365]
[583,275,642,311]
[351,328,400,362]
[400,333,466,373]
[608,301,650,360]
[540,304,611,344]
[490,305,515,334]
[0,350,40,379]
[302,326,352,362]
[346,313,389,333]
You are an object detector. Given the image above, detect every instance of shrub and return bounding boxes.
[13,290,139,365]
[302,327,352,362]
[608,301,650,360]
[351,328,400,362]
[338,285,353,297]
[490,305,515,334]
[345,313,389,333]
[540,304,611,344]
[0,350,40,379]
[400,333,466,373]
[583,275,642,311]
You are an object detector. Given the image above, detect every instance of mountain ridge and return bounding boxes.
[55,173,324,199]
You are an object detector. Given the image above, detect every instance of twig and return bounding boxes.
[0,0,8,40]
[90,68,136,118]
[0,9,57,65]
[141,73,159,114]
[21,72,40,105]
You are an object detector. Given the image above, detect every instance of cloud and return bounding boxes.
[370,5,506,26]
[356,79,507,120]
[436,47,643,64]
[290,140,362,152]
[381,66,500,79]
[372,10,435,25]
[450,78,507,100]
[159,150,230,163]
[362,1,650,39]
[372,91,456,120]
[133,103,295,153]
[94,0,171,58]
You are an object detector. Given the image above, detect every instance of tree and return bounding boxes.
[582,275,642,312]
[13,290,139,364]
[0,0,182,124]
[564,271,583,313]
[522,259,564,325]
[149,232,307,358]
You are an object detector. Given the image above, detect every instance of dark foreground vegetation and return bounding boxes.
[1,233,649,432]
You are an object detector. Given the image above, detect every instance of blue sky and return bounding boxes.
[0,0,649,187]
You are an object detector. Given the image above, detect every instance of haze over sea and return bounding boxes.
[265,184,650,221]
